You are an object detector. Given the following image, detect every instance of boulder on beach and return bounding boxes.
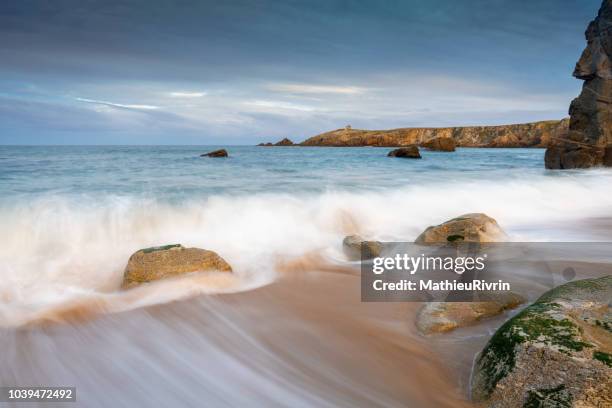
[274,138,294,146]
[122,244,232,288]
[415,213,507,244]
[421,137,456,152]
[416,292,525,334]
[387,145,421,158]
[471,275,612,407]
[545,0,612,169]
[342,235,383,261]
[201,149,228,157]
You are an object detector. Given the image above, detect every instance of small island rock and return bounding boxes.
[387,145,421,158]
[201,149,228,157]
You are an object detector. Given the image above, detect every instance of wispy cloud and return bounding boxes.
[75,97,160,110]
[268,83,366,95]
[244,99,316,112]
[168,91,207,98]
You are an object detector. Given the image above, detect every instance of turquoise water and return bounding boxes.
[1,145,612,325]
[0,145,562,199]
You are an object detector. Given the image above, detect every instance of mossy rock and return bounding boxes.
[471,276,612,407]
[122,244,232,289]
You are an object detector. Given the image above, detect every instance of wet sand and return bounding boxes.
[0,256,470,408]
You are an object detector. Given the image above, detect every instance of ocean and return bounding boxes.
[1,145,612,407]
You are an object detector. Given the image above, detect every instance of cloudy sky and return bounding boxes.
[0,0,602,144]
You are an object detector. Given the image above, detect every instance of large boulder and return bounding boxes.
[274,138,294,146]
[415,213,507,244]
[471,276,612,407]
[201,149,228,157]
[387,145,421,158]
[416,292,525,334]
[421,137,456,152]
[342,235,383,261]
[122,244,232,288]
[545,0,612,169]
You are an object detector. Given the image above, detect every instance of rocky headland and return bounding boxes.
[299,119,568,148]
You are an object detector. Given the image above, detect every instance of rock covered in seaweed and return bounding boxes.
[122,244,232,288]
[387,145,421,158]
[545,0,612,169]
[471,275,612,407]
[415,213,507,244]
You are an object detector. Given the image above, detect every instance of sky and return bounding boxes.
[0,0,603,145]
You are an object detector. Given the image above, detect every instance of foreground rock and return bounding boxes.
[274,138,294,146]
[122,244,232,288]
[421,137,456,152]
[415,213,507,244]
[545,0,612,169]
[416,292,525,334]
[471,275,612,407]
[387,145,421,159]
[201,149,228,157]
[342,235,383,261]
[299,119,568,147]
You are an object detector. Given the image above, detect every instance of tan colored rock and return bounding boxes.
[299,119,568,148]
[471,275,612,407]
[122,244,232,289]
[387,145,421,158]
[342,235,383,261]
[421,137,456,152]
[415,213,507,244]
[416,292,525,334]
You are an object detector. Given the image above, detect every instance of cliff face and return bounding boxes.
[300,119,569,148]
[545,0,612,168]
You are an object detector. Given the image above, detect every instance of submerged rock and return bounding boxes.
[421,137,456,152]
[471,275,612,407]
[201,149,228,157]
[545,0,612,169]
[274,138,294,146]
[387,145,421,158]
[122,244,232,288]
[416,292,525,334]
[342,235,383,261]
[415,213,507,244]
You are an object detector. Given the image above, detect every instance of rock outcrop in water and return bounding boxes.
[122,244,232,288]
[387,146,421,158]
[471,276,612,407]
[300,119,568,147]
[421,137,456,152]
[201,149,228,157]
[415,213,507,244]
[545,0,612,168]
[274,138,294,146]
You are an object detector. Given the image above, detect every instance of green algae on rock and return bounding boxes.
[471,275,612,407]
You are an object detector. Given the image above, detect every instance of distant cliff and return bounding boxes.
[299,119,569,148]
